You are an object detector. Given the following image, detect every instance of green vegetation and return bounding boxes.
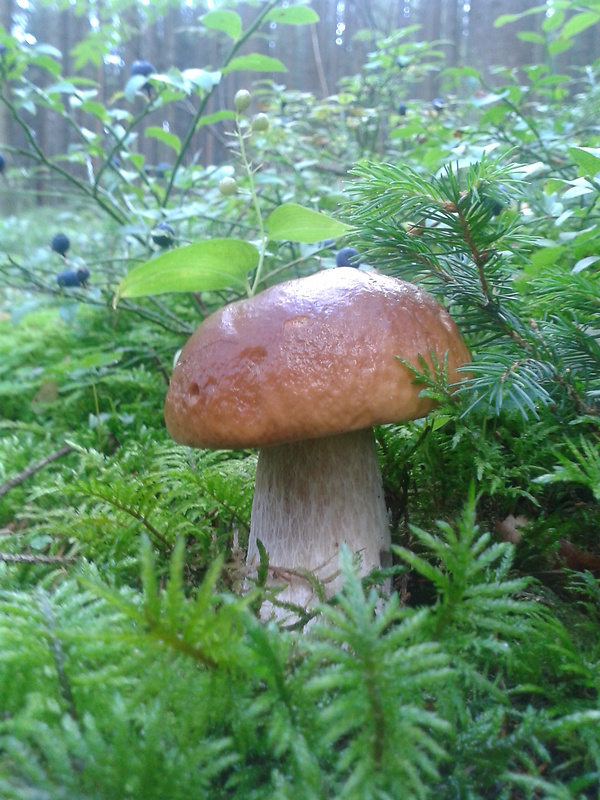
[1,1,600,797]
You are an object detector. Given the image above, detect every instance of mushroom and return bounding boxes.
[164,268,470,617]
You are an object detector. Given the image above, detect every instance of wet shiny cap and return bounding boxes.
[164,268,470,449]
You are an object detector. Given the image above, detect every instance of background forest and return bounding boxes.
[1,0,600,798]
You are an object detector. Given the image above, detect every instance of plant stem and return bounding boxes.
[233,118,268,297]
[162,0,283,208]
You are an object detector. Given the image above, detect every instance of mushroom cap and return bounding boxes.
[165,268,470,449]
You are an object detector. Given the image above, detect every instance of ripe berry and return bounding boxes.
[234,89,251,112]
[130,60,155,79]
[51,233,70,257]
[151,222,175,248]
[130,60,155,96]
[0,152,5,173]
[148,161,170,178]
[483,185,509,217]
[336,247,360,268]
[57,267,90,287]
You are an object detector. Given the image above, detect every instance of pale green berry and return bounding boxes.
[219,176,238,196]
[234,89,251,112]
[252,113,269,133]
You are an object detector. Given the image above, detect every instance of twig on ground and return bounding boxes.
[0,443,73,500]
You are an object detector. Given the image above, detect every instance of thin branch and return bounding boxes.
[0,553,78,564]
[310,23,329,98]
[38,592,79,720]
[0,444,72,500]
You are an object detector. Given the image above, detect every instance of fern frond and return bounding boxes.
[535,435,600,500]
[302,550,451,798]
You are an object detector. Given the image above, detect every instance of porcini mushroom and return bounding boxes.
[164,268,470,617]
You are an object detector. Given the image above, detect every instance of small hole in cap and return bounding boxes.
[189,382,200,397]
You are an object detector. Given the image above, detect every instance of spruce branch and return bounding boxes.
[345,158,600,419]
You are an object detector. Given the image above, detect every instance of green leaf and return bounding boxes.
[431,415,452,431]
[201,10,243,41]
[30,54,62,76]
[517,31,545,44]
[34,43,63,59]
[145,126,181,154]
[129,153,145,171]
[530,245,565,270]
[542,10,564,31]
[548,38,573,55]
[195,109,236,131]
[181,68,222,91]
[140,534,160,624]
[572,255,600,274]
[223,54,287,75]
[79,100,109,122]
[568,146,600,177]
[265,6,320,25]
[46,81,79,95]
[560,11,600,39]
[480,105,510,126]
[494,3,572,27]
[265,204,352,243]
[471,90,509,107]
[113,239,258,305]
[493,13,522,27]
[562,181,594,200]
[124,74,150,102]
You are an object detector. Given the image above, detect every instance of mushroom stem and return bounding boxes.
[246,428,391,617]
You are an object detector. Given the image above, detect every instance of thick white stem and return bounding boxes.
[246,428,391,617]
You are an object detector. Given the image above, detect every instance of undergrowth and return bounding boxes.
[0,493,598,799]
[2,2,600,795]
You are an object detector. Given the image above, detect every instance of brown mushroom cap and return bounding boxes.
[164,267,470,449]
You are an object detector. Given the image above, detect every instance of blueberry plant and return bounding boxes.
[0,0,346,333]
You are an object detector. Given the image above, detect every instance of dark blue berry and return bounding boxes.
[480,185,510,217]
[130,60,156,96]
[432,97,445,113]
[130,60,155,78]
[0,152,5,173]
[336,247,360,268]
[57,267,90,287]
[151,222,175,248]
[397,102,407,116]
[149,161,170,178]
[51,233,70,256]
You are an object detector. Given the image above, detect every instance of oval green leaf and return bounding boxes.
[195,110,236,131]
[561,11,600,40]
[181,68,222,91]
[201,10,243,41]
[124,74,150,102]
[265,7,320,25]
[569,146,600,177]
[223,55,287,74]
[145,126,181,154]
[265,204,352,243]
[113,239,258,306]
